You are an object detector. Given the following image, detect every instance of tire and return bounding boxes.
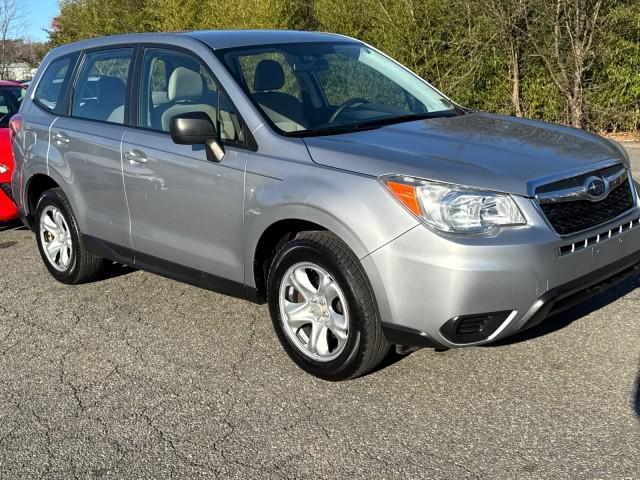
[267,231,389,381]
[35,187,105,284]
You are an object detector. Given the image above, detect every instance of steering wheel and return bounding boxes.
[328,98,370,124]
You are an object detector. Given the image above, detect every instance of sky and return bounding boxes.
[22,0,60,42]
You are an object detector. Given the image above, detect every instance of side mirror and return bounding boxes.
[169,111,225,162]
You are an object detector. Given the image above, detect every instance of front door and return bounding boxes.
[122,47,250,288]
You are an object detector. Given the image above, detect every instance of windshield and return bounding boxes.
[217,42,460,136]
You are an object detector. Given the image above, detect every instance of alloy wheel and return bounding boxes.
[39,205,73,272]
[278,262,350,362]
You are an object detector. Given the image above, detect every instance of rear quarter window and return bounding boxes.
[34,54,77,114]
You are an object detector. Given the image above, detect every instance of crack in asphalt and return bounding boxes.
[30,408,55,480]
[140,407,221,477]
[58,345,88,416]
[209,312,271,479]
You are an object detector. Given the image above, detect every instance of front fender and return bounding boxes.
[243,163,418,288]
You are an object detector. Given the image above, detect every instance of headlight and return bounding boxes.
[0,164,8,174]
[381,175,526,233]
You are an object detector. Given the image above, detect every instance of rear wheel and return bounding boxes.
[267,231,389,380]
[35,188,105,284]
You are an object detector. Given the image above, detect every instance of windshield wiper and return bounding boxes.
[350,111,461,130]
[286,110,461,137]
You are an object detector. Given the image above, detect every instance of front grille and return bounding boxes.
[539,178,634,235]
[558,216,640,256]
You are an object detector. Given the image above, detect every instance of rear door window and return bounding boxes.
[71,48,134,125]
[34,55,77,114]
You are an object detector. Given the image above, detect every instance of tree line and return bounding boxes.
[48,0,640,132]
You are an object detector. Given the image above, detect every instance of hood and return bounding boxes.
[303,112,625,196]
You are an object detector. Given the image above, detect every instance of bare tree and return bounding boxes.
[0,0,26,79]
[528,0,603,128]
[481,0,530,117]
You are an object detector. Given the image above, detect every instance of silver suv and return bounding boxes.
[11,31,640,380]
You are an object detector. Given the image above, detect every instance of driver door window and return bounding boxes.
[138,48,245,145]
[235,52,308,131]
[238,53,302,101]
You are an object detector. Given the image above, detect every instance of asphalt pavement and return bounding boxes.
[0,145,639,479]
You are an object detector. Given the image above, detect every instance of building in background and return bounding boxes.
[0,39,46,82]
[2,61,37,81]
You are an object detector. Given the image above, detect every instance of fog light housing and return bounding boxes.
[440,311,514,344]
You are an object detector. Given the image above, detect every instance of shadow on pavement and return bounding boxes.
[487,272,640,420]
[1,220,135,281]
[99,261,137,281]
[1,222,135,281]
[0,220,27,232]
[491,272,640,346]
[372,349,414,374]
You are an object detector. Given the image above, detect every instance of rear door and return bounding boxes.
[50,47,135,250]
[16,54,77,211]
[122,47,249,287]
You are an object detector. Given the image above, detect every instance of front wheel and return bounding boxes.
[267,231,389,380]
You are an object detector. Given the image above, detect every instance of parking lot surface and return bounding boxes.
[0,145,639,479]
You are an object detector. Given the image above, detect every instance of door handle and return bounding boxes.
[53,131,70,146]
[124,149,148,164]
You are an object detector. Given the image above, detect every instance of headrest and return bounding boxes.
[168,67,203,101]
[97,76,125,105]
[254,60,285,92]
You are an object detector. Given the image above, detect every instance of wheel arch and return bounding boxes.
[249,212,369,303]
[23,173,61,229]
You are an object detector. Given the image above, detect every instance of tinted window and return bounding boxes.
[71,48,134,125]
[0,87,23,127]
[34,55,75,114]
[138,48,245,144]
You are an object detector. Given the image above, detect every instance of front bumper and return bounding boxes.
[0,182,18,222]
[362,200,640,349]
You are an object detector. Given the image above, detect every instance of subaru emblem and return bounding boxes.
[584,176,608,201]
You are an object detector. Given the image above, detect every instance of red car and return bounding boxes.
[0,80,27,223]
